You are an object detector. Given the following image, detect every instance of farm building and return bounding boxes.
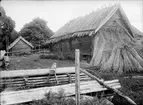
[46,4,143,73]
[8,36,34,54]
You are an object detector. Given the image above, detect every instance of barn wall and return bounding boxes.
[51,36,92,59]
[11,40,32,52]
[63,36,92,55]
[78,36,92,55]
[61,40,71,53]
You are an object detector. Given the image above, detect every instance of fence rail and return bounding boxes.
[0,67,75,78]
[0,79,120,105]
[7,49,50,56]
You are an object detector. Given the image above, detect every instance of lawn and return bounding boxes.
[3,54,89,70]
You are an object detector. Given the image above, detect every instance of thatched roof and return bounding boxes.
[46,3,135,44]
[131,25,143,37]
[52,4,117,38]
[8,36,34,50]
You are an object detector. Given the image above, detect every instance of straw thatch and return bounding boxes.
[46,3,143,73]
[131,25,143,38]
[47,4,118,44]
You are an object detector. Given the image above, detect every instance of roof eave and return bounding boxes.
[46,30,95,44]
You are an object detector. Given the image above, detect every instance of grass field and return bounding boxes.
[3,54,90,70]
[1,54,143,105]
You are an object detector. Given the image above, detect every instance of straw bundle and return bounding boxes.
[93,34,106,66]
[99,51,111,67]
[122,49,134,72]
[100,44,118,72]
[117,51,124,74]
[99,45,143,73]
[127,47,143,67]
[90,34,100,65]
[112,48,120,72]
[126,49,142,72]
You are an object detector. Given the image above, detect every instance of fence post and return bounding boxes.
[75,49,80,105]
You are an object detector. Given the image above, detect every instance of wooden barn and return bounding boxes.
[8,36,34,54]
[46,4,143,73]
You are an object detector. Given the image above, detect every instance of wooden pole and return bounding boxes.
[80,68,137,105]
[75,49,80,105]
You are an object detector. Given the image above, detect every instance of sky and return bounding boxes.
[1,0,143,32]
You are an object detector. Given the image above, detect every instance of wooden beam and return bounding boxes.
[75,49,80,105]
[0,80,121,105]
[0,67,75,78]
[80,68,137,105]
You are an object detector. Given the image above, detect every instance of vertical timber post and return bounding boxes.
[75,49,80,105]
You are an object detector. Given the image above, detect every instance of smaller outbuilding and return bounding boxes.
[8,36,34,54]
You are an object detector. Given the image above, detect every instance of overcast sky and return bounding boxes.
[1,0,143,32]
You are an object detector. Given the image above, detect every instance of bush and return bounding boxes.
[119,78,143,105]
[87,69,143,105]
[39,54,59,60]
[12,52,31,57]
[19,89,113,105]
[39,52,75,61]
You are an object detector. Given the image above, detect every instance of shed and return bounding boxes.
[46,4,143,73]
[8,36,34,53]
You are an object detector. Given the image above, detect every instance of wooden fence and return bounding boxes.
[0,49,136,105]
[7,49,50,56]
[0,67,121,105]
[0,79,120,105]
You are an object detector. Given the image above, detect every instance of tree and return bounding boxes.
[0,5,6,16]
[0,6,16,50]
[10,29,19,43]
[19,17,54,47]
